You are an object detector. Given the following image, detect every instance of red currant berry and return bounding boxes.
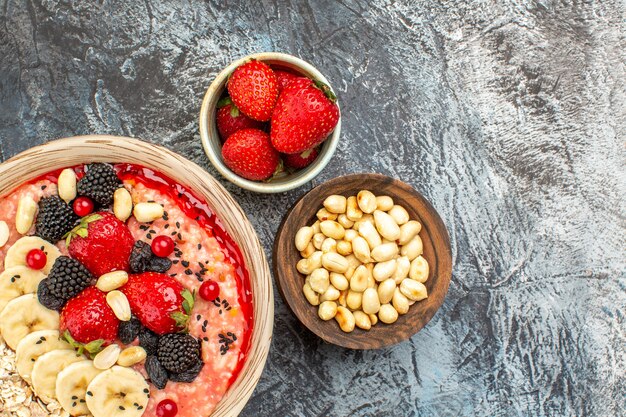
[199,280,220,302]
[72,197,94,217]
[26,249,47,270]
[151,236,175,257]
[156,399,178,417]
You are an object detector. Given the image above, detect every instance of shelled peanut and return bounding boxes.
[295,190,430,333]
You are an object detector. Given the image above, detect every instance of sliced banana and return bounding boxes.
[15,330,72,383]
[0,293,60,349]
[86,366,150,417]
[0,265,46,312]
[56,361,103,416]
[4,236,61,274]
[31,349,86,403]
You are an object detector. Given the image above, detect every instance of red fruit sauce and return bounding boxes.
[31,163,254,387]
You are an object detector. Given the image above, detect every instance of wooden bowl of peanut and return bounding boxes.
[273,173,452,349]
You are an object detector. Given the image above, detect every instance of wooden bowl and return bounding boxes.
[273,173,452,349]
[0,135,274,417]
[199,52,341,193]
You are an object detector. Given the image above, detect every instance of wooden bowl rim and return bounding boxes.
[199,51,342,194]
[273,173,452,349]
[0,135,274,417]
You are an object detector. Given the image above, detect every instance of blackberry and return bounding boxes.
[35,196,79,243]
[157,334,200,374]
[37,280,65,311]
[118,317,142,344]
[169,358,204,383]
[138,327,160,356]
[145,355,168,390]
[77,163,121,206]
[129,241,172,274]
[43,256,94,307]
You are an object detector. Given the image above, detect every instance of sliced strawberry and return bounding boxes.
[271,78,339,154]
[67,212,135,277]
[227,60,278,122]
[216,97,265,142]
[283,147,320,169]
[60,286,119,344]
[222,128,281,181]
[121,272,191,335]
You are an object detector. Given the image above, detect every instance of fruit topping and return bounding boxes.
[129,241,172,274]
[0,294,60,350]
[5,236,61,274]
[157,333,200,374]
[55,361,101,416]
[77,163,121,206]
[26,248,47,270]
[0,266,46,312]
[222,128,281,181]
[138,326,160,355]
[156,399,178,417]
[271,78,340,154]
[121,272,187,334]
[145,355,168,390]
[283,147,319,169]
[35,196,79,242]
[168,357,204,383]
[216,97,265,141]
[72,196,95,217]
[37,256,95,310]
[151,235,175,257]
[57,168,78,203]
[60,286,120,344]
[67,212,135,277]
[118,316,142,345]
[227,60,278,122]
[85,366,150,417]
[199,279,220,302]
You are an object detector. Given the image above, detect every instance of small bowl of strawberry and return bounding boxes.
[199,52,341,193]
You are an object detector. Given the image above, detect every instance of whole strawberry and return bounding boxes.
[222,128,281,181]
[283,147,319,169]
[67,212,135,277]
[271,78,339,154]
[121,272,188,335]
[216,97,264,141]
[60,286,119,344]
[274,70,303,93]
[227,60,278,122]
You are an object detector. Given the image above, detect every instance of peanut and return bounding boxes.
[295,226,315,252]
[316,207,337,221]
[321,252,349,273]
[0,221,9,248]
[378,304,399,324]
[133,202,164,223]
[357,190,377,213]
[320,220,345,240]
[57,169,77,203]
[409,256,429,283]
[346,290,363,310]
[15,196,37,234]
[330,272,349,291]
[388,205,410,225]
[321,237,337,253]
[399,278,428,301]
[398,220,422,245]
[375,195,394,211]
[303,282,320,306]
[350,265,370,292]
[352,236,371,263]
[400,235,423,261]
[117,346,147,367]
[353,311,372,330]
[373,259,397,282]
[318,301,338,321]
[357,221,382,249]
[96,271,129,292]
[371,242,399,262]
[323,195,347,214]
[335,306,356,333]
[309,268,330,294]
[362,288,381,315]
[337,214,354,229]
[93,344,121,370]
[392,288,410,315]
[113,187,133,222]
[377,278,396,304]
[373,210,401,241]
[346,196,363,221]
[392,256,411,284]
[336,240,352,256]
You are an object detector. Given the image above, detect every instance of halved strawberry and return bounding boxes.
[227,60,278,122]
[67,212,135,277]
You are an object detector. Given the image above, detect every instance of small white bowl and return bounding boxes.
[199,52,341,194]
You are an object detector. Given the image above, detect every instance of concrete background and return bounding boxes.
[1,1,624,416]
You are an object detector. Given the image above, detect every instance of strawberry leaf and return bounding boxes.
[230,105,240,118]
[64,213,102,246]
[181,289,195,315]
[61,330,104,359]
[313,79,337,103]
[171,311,190,331]
[217,96,232,109]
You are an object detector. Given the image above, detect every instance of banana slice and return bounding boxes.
[56,361,103,416]
[86,366,150,417]
[0,293,60,349]
[15,330,72,383]
[31,349,86,403]
[4,236,61,274]
[0,265,46,312]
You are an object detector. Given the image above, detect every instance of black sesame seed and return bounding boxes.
[203,337,208,341]
[172,260,179,264]
[196,314,201,321]
[143,389,149,393]
[164,224,170,229]
[119,405,125,410]
[146,234,152,239]
[171,231,177,236]
[41,185,47,190]
[72,402,77,407]
[197,244,202,250]
[170,273,177,277]
[177,233,182,240]
[71,395,77,400]
[185,269,192,275]
[181,261,189,267]
[176,222,181,228]
[87,391,93,396]
[149,229,156,234]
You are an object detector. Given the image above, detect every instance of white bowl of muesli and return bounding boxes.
[0,136,273,417]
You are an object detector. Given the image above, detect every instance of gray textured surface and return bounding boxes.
[1,1,625,416]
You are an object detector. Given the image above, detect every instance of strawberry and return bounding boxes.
[67,212,135,277]
[121,272,191,335]
[60,286,119,344]
[222,128,281,181]
[216,97,264,141]
[227,60,278,122]
[274,70,303,93]
[283,147,319,169]
[271,78,339,154]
